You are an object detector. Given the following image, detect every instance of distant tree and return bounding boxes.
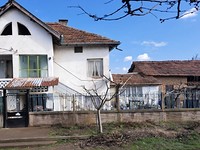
[71,0,199,22]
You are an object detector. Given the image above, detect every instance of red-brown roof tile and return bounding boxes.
[47,23,120,46]
[112,73,161,85]
[128,60,200,76]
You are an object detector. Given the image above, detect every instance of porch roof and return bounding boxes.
[5,77,59,90]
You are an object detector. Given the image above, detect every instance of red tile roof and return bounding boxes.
[128,60,200,76]
[47,23,120,46]
[112,73,161,85]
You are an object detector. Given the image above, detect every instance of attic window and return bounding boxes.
[1,22,12,35]
[74,47,83,53]
[17,22,31,35]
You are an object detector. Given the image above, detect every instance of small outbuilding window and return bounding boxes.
[18,22,31,35]
[1,22,12,35]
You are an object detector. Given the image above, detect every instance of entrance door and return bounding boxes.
[4,93,29,128]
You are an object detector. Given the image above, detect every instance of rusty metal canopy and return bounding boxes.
[5,77,59,89]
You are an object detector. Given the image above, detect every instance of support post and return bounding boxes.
[25,89,30,127]
[161,92,165,111]
[3,89,7,128]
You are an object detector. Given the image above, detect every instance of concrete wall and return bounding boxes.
[29,109,200,127]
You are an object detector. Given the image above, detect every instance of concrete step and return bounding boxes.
[0,140,57,149]
[0,135,90,149]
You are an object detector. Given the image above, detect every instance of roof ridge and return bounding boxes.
[134,60,200,63]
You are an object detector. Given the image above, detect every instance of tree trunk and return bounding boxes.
[96,109,103,133]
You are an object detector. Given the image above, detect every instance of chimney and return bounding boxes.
[59,19,68,26]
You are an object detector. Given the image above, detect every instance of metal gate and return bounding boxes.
[4,92,29,128]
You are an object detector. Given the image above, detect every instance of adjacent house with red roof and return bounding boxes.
[128,60,200,93]
[125,60,200,109]
[0,1,119,127]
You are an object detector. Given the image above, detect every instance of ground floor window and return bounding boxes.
[29,94,53,112]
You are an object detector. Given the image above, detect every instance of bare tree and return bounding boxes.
[165,82,187,108]
[192,54,200,60]
[82,75,130,133]
[70,0,200,22]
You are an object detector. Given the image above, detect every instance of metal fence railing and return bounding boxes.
[164,91,200,109]
[1,91,200,113]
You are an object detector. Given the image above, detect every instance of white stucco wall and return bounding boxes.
[0,8,54,77]
[54,45,110,94]
[0,7,112,98]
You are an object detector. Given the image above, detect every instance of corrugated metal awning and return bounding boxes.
[5,77,59,89]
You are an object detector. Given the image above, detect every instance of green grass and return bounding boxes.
[128,133,200,150]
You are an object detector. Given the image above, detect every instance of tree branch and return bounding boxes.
[70,0,200,22]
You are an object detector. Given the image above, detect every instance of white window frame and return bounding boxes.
[87,58,103,78]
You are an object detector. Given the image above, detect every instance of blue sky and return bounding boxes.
[1,0,199,73]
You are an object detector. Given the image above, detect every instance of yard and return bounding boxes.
[18,120,200,150]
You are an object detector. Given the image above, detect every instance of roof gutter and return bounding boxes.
[59,41,120,50]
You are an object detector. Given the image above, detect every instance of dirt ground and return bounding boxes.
[22,121,200,150]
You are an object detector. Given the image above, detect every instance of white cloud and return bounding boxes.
[124,56,132,62]
[137,53,151,61]
[141,41,167,47]
[123,67,128,72]
[181,8,198,19]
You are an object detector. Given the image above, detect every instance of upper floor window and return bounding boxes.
[74,46,83,53]
[19,55,48,78]
[17,22,31,35]
[88,58,103,78]
[1,22,12,35]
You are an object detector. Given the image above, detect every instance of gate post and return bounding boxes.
[3,89,7,128]
[25,89,30,127]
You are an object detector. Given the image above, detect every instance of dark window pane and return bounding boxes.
[1,22,12,35]
[18,22,31,35]
[74,47,83,53]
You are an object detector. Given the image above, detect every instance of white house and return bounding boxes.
[0,1,119,127]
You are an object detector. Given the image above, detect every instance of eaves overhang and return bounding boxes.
[60,41,120,50]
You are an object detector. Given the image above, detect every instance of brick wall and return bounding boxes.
[156,76,187,93]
